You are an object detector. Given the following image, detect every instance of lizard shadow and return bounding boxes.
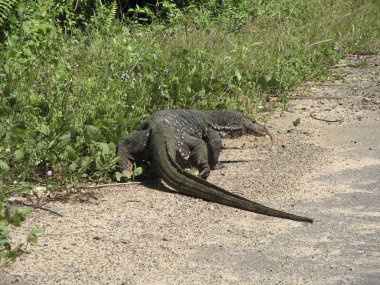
[139,179,178,195]
[135,158,253,199]
[218,160,252,164]
[138,159,250,195]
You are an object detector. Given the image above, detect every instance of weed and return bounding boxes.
[0,0,379,260]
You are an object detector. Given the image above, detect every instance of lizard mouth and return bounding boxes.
[120,156,135,172]
[248,126,275,147]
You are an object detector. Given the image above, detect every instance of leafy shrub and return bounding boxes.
[0,0,379,260]
[0,0,378,188]
[0,201,31,261]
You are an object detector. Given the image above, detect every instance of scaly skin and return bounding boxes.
[118,110,313,223]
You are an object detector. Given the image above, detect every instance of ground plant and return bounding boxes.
[0,0,379,260]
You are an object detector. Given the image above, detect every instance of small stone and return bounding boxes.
[163,236,171,242]
[93,236,101,240]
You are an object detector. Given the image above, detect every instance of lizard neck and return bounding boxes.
[204,110,247,138]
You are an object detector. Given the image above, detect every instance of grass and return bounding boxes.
[0,0,379,262]
[0,0,379,190]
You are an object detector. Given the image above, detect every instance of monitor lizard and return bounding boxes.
[117,109,313,223]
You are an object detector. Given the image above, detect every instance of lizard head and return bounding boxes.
[116,138,135,172]
[117,131,145,172]
[235,116,274,146]
[213,111,274,145]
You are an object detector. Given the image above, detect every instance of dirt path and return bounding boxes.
[1,54,379,285]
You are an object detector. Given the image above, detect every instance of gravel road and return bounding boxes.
[1,54,379,285]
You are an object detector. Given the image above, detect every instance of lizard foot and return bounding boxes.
[211,162,225,170]
[197,163,211,180]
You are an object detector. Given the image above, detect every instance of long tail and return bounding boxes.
[150,131,313,223]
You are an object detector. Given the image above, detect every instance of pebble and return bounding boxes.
[163,236,171,242]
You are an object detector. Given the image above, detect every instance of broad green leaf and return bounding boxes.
[84,125,101,142]
[98,142,110,155]
[3,63,10,74]
[13,121,27,137]
[80,157,91,169]
[0,160,10,172]
[133,167,143,176]
[56,133,71,148]
[1,248,19,262]
[47,153,57,164]
[59,133,71,142]
[37,101,50,116]
[65,145,78,161]
[235,68,242,81]
[69,162,78,171]
[115,171,122,182]
[14,149,24,161]
[38,124,50,136]
[0,222,10,238]
[292,118,301,127]
[27,226,43,245]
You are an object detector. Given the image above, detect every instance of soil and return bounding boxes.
[1,54,379,285]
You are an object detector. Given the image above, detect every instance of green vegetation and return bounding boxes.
[0,0,379,260]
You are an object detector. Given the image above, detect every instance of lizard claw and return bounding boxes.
[211,162,225,170]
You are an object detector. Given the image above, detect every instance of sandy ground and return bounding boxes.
[1,54,379,285]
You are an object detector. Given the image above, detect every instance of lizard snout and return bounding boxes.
[247,123,275,146]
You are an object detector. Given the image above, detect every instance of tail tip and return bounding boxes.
[305,218,313,223]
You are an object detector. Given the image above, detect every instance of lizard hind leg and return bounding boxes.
[181,134,211,179]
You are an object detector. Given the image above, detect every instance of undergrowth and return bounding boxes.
[0,0,379,260]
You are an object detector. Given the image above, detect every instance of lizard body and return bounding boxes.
[117,110,313,223]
